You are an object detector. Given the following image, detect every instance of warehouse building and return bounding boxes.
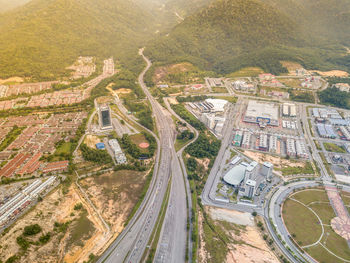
[340,126,350,141]
[313,108,342,119]
[317,123,337,138]
[244,100,279,127]
[329,119,350,126]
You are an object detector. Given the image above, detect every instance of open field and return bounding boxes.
[310,70,349,77]
[80,169,148,232]
[324,142,346,153]
[282,198,322,246]
[278,161,314,176]
[280,61,303,74]
[226,67,264,78]
[211,86,228,93]
[243,150,313,176]
[283,188,350,263]
[278,78,302,89]
[0,184,100,263]
[198,207,278,263]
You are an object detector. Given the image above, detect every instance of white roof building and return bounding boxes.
[205,98,228,112]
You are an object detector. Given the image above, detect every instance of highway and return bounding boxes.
[163,97,200,261]
[98,49,187,263]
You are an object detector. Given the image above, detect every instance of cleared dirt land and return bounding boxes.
[198,207,278,263]
[0,169,149,263]
[282,188,350,263]
[79,169,149,244]
[0,184,96,263]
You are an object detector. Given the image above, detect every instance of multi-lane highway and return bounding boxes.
[98,50,187,263]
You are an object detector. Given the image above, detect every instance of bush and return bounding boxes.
[39,232,51,244]
[74,203,83,210]
[16,236,29,250]
[23,224,42,236]
[5,255,18,263]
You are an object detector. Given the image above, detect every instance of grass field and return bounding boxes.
[279,78,302,89]
[282,199,322,246]
[324,142,346,153]
[292,189,329,204]
[283,188,350,263]
[175,138,190,152]
[54,142,72,155]
[211,86,228,93]
[280,161,314,176]
[226,67,264,78]
[212,96,238,104]
[130,133,149,153]
[66,209,95,248]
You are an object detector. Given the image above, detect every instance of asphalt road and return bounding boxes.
[98,49,187,263]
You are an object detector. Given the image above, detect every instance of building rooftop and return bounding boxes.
[263,162,273,168]
[245,100,279,121]
[205,98,228,112]
[246,179,256,187]
[223,163,247,186]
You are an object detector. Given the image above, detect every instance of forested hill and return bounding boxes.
[145,0,350,75]
[0,0,156,79]
[261,0,350,45]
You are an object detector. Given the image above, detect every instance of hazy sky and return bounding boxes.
[0,0,31,12]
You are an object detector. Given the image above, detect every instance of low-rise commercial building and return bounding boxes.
[258,134,268,151]
[286,138,296,157]
[108,139,127,164]
[241,131,251,149]
[233,130,243,146]
[295,140,308,159]
[269,135,278,153]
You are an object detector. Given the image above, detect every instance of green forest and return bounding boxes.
[145,0,350,75]
[0,0,156,79]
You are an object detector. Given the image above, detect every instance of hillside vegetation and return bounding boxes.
[0,0,156,79]
[146,0,350,75]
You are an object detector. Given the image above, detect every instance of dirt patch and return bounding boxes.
[280,61,304,74]
[208,207,254,226]
[243,150,304,169]
[84,135,101,149]
[153,62,195,84]
[168,97,179,105]
[0,185,97,263]
[195,157,211,171]
[80,169,148,236]
[115,88,132,94]
[198,211,209,262]
[311,70,349,77]
[227,226,279,263]
[0,77,24,84]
